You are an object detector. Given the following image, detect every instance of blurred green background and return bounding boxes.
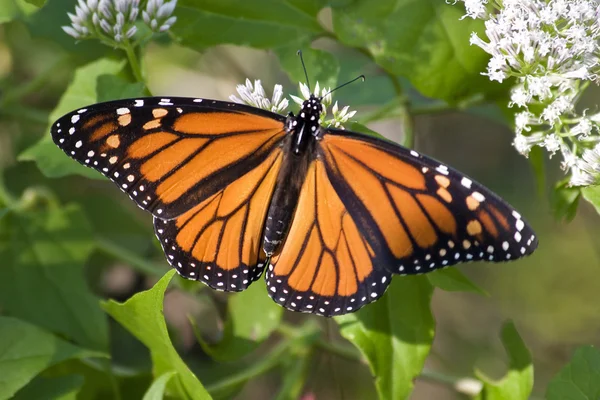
[1,1,599,399]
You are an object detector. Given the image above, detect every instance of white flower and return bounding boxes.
[142,0,177,32]
[232,79,357,128]
[570,143,600,186]
[513,132,544,156]
[571,118,594,138]
[543,134,562,156]
[514,111,534,134]
[62,0,139,42]
[229,79,289,113]
[325,101,358,129]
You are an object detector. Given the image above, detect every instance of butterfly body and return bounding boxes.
[263,96,322,255]
[52,93,538,317]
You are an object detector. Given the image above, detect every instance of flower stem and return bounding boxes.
[122,42,144,83]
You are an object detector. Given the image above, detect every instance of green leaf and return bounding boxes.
[13,375,84,400]
[581,185,600,216]
[551,178,581,222]
[173,0,323,50]
[0,0,20,23]
[331,0,491,102]
[20,58,125,179]
[0,204,108,351]
[546,346,600,400]
[22,0,46,7]
[0,317,105,399]
[0,208,8,220]
[476,321,533,400]
[143,371,176,400]
[274,45,339,89]
[427,268,487,296]
[96,74,146,103]
[25,0,115,61]
[102,270,212,400]
[335,276,435,400]
[196,282,283,362]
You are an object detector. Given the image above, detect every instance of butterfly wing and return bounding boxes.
[265,158,392,316]
[51,97,286,219]
[52,97,287,289]
[155,148,283,289]
[265,128,537,317]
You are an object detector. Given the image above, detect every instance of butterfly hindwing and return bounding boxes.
[51,97,287,219]
[318,129,538,276]
[265,159,392,317]
[155,149,284,290]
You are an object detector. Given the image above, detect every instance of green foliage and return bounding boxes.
[475,322,533,400]
[0,317,104,399]
[546,346,600,400]
[551,178,581,222]
[336,277,435,400]
[102,271,211,400]
[0,0,590,398]
[195,282,283,362]
[581,185,600,216]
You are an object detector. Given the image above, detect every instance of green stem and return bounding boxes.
[95,237,176,284]
[122,42,144,83]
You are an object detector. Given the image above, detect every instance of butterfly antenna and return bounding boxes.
[297,50,311,91]
[321,75,366,99]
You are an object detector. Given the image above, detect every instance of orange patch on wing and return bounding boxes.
[90,121,118,141]
[106,134,120,148]
[191,220,223,263]
[467,220,482,236]
[141,138,208,182]
[143,119,161,130]
[272,163,317,276]
[217,151,279,217]
[437,187,452,203]
[311,252,337,296]
[489,205,510,230]
[388,185,437,248]
[342,214,372,282]
[156,130,281,204]
[128,132,179,159]
[241,152,282,265]
[216,208,245,270]
[118,114,132,126]
[83,114,110,130]
[315,161,345,250]
[287,228,321,292]
[173,112,284,135]
[323,136,426,190]
[417,194,457,235]
[478,209,499,238]
[175,194,219,252]
[336,234,358,296]
[152,108,168,118]
[466,196,480,210]
[329,148,412,258]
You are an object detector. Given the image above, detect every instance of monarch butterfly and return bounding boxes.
[51,75,537,317]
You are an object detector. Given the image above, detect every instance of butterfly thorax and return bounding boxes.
[262,95,323,256]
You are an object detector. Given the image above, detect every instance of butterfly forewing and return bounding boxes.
[51,97,287,219]
[319,129,538,276]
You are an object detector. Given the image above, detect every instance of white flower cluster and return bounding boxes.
[230,80,357,129]
[454,0,600,186]
[62,0,177,43]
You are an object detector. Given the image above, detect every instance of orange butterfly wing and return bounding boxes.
[265,159,391,315]
[52,97,287,287]
[265,129,537,316]
[51,98,286,219]
[155,149,283,289]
